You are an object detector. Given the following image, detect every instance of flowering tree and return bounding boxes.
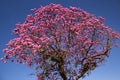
[1,4,120,80]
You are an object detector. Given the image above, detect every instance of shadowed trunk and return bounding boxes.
[58,62,67,80]
[58,56,68,80]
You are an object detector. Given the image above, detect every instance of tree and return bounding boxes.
[1,3,120,80]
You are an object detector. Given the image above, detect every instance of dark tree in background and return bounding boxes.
[1,4,120,80]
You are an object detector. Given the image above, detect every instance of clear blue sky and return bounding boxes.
[0,0,120,80]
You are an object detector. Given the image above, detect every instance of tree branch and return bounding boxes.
[58,56,68,80]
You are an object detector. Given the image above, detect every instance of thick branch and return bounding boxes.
[43,53,67,80]
[58,64,68,80]
[76,63,90,80]
[58,56,68,80]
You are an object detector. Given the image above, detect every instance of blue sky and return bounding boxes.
[0,0,120,80]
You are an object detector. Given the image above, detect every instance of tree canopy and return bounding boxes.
[1,3,120,80]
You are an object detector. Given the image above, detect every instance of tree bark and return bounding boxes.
[58,56,68,80]
[58,63,68,80]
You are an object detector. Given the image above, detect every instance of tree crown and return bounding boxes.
[1,3,120,80]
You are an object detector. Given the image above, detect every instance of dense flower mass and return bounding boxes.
[1,3,120,80]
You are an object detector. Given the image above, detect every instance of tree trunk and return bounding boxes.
[58,56,68,80]
[58,63,67,80]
